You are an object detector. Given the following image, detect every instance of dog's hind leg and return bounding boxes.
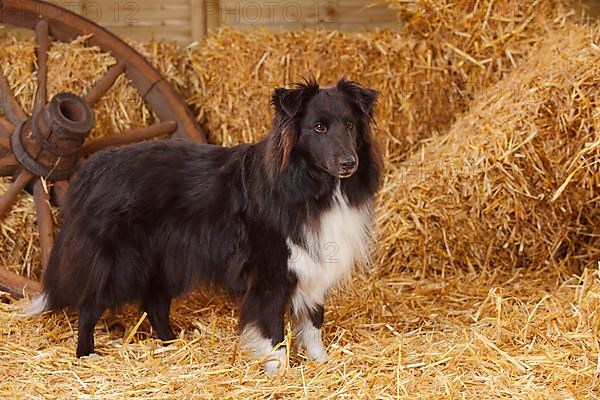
[76,304,105,357]
[143,293,175,342]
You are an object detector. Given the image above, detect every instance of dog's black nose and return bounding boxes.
[339,156,358,177]
[340,156,357,169]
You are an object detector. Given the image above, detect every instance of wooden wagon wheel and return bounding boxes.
[0,0,207,298]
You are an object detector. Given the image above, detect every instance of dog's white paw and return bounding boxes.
[296,323,327,362]
[263,347,287,376]
[305,340,327,362]
[240,324,287,376]
[80,353,101,361]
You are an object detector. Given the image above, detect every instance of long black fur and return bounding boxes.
[38,78,382,358]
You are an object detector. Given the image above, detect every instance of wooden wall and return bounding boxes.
[22,0,397,43]
[211,0,397,32]
[1,1,600,43]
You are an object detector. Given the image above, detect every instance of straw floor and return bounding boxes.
[1,0,599,398]
[1,264,598,398]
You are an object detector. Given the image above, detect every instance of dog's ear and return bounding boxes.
[268,79,319,173]
[271,79,319,120]
[272,88,304,119]
[336,78,379,119]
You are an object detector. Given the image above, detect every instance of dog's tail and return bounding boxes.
[21,292,49,316]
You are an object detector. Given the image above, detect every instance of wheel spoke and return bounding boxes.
[0,118,15,172]
[0,117,14,137]
[52,180,69,210]
[81,120,177,155]
[84,61,126,105]
[0,137,9,150]
[0,268,42,298]
[33,19,49,117]
[0,154,19,177]
[0,117,13,160]
[0,71,26,126]
[0,169,34,219]
[33,178,54,272]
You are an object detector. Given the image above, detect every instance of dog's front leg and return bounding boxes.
[239,278,294,375]
[294,303,327,362]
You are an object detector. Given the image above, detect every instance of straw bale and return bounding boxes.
[0,35,137,137]
[376,23,599,276]
[0,0,572,280]
[185,0,571,154]
[0,181,41,279]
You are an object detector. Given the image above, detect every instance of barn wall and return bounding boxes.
[1,1,599,43]
[30,0,396,42]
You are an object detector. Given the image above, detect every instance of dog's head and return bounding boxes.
[269,78,378,179]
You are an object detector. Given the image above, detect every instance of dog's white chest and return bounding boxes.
[287,187,371,314]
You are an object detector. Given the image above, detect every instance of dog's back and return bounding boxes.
[41,139,248,314]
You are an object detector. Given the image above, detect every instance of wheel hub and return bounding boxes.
[11,93,94,181]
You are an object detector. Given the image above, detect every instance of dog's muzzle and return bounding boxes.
[338,155,358,178]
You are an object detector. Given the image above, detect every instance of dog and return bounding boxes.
[24,78,382,375]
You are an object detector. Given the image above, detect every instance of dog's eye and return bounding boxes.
[346,121,354,130]
[314,123,327,133]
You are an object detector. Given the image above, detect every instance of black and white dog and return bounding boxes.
[25,78,382,374]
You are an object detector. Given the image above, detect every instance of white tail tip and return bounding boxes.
[21,293,48,317]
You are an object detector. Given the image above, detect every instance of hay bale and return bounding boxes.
[185,0,572,156]
[0,0,572,280]
[376,23,599,275]
[0,182,40,279]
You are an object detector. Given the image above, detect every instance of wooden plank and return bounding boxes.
[190,0,204,41]
[218,0,395,28]
[337,4,396,24]
[0,268,42,298]
[2,0,401,42]
[105,28,192,42]
[93,10,191,24]
[218,5,336,25]
[101,20,190,28]
[80,0,189,9]
[218,0,320,22]
[205,0,221,30]
[77,0,192,44]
